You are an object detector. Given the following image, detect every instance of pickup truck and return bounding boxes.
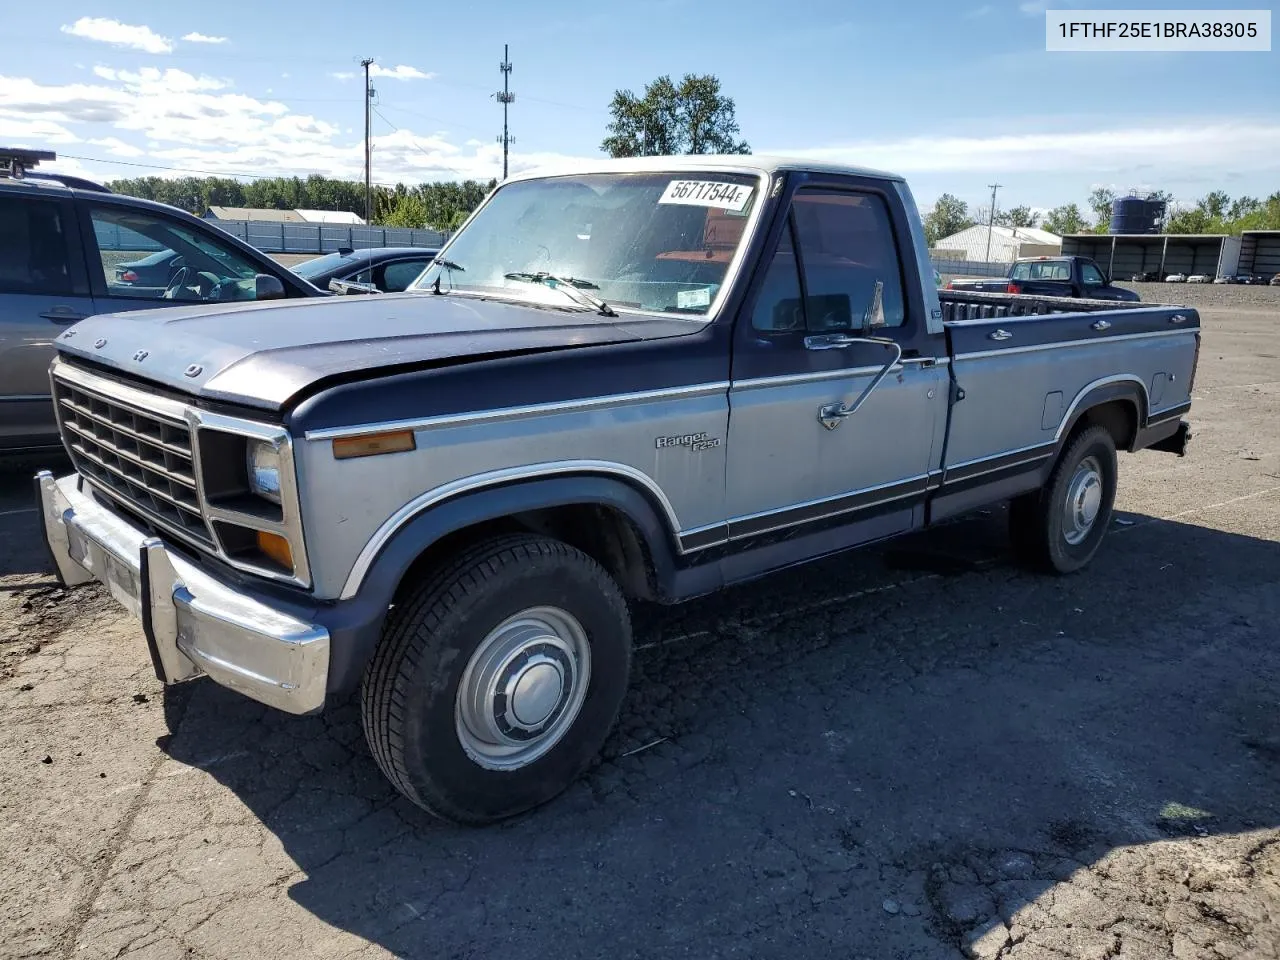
[36,156,1199,825]
[946,255,1142,302]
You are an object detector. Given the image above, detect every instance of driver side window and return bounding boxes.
[89,206,267,303]
[1081,263,1105,285]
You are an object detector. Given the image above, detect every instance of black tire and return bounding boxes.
[361,534,632,825]
[1008,424,1118,575]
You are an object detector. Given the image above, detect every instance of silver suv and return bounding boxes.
[0,148,322,454]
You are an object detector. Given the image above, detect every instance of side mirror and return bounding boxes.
[328,278,381,296]
[254,274,287,301]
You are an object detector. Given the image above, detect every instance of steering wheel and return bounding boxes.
[161,266,192,300]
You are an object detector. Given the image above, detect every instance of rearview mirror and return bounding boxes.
[254,274,286,301]
[328,278,381,295]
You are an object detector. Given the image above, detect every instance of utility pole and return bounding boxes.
[361,57,374,223]
[495,44,515,180]
[984,182,1002,262]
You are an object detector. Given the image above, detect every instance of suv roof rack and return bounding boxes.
[0,147,112,193]
[1,146,56,179]
[24,171,113,193]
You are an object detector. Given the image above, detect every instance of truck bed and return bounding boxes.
[938,289,1170,323]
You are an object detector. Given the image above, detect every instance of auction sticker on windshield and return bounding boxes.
[659,180,754,212]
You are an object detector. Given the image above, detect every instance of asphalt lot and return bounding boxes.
[2,284,1279,960]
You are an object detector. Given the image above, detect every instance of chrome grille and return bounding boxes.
[53,376,212,546]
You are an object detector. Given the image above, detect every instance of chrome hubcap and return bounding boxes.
[1062,456,1103,546]
[455,606,591,770]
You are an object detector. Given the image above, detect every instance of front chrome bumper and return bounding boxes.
[36,471,330,715]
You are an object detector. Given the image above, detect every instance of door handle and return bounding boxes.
[988,328,1013,341]
[41,308,87,324]
[804,332,862,351]
[1091,319,1111,331]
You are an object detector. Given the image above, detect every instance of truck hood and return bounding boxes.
[55,293,700,411]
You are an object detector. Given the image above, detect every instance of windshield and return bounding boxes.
[294,251,358,279]
[411,171,762,316]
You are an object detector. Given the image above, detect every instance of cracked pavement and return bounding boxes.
[2,285,1279,959]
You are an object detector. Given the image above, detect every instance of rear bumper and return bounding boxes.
[36,471,331,715]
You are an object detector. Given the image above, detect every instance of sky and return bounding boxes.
[1,0,1277,216]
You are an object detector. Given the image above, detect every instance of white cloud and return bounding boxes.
[967,5,994,17]
[332,65,433,81]
[370,64,434,81]
[0,115,80,145]
[182,32,228,44]
[769,122,1280,178]
[1019,0,1048,13]
[88,136,144,157]
[60,18,173,54]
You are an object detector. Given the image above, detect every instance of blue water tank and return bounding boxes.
[1110,196,1164,234]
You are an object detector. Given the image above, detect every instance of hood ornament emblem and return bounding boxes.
[184,364,203,378]
[133,350,149,362]
[93,338,107,349]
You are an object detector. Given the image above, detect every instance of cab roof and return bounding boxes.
[504,153,904,185]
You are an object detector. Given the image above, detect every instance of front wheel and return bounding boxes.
[1009,424,1118,574]
[361,534,632,824]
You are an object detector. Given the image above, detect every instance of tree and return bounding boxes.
[1165,204,1214,234]
[602,73,749,157]
[1087,187,1116,234]
[1043,203,1088,236]
[995,205,1039,228]
[922,193,974,247]
[1229,196,1261,221]
[1198,190,1230,221]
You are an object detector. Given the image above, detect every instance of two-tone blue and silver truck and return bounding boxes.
[36,156,1199,824]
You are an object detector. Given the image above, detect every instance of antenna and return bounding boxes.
[495,44,515,180]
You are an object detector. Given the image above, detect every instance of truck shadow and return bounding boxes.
[152,506,1280,957]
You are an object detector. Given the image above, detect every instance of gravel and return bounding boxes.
[1,294,1277,959]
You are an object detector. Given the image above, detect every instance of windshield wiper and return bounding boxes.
[503,271,617,317]
[430,257,465,295]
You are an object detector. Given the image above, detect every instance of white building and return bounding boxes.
[203,207,366,225]
[294,209,366,225]
[933,224,1062,263]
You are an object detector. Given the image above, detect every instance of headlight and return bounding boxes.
[246,439,282,504]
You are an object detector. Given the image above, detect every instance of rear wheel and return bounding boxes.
[1009,424,1118,574]
[361,534,632,824]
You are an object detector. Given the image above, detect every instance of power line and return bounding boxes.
[369,106,475,181]
[11,34,606,112]
[55,152,404,187]
[495,44,514,180]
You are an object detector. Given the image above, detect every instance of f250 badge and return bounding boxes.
[656,432,721,452]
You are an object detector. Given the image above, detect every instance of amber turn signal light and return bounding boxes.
[256,531,294,572]
[331,429,417,460]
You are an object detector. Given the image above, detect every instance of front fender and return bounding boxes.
[316,474,681,692]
